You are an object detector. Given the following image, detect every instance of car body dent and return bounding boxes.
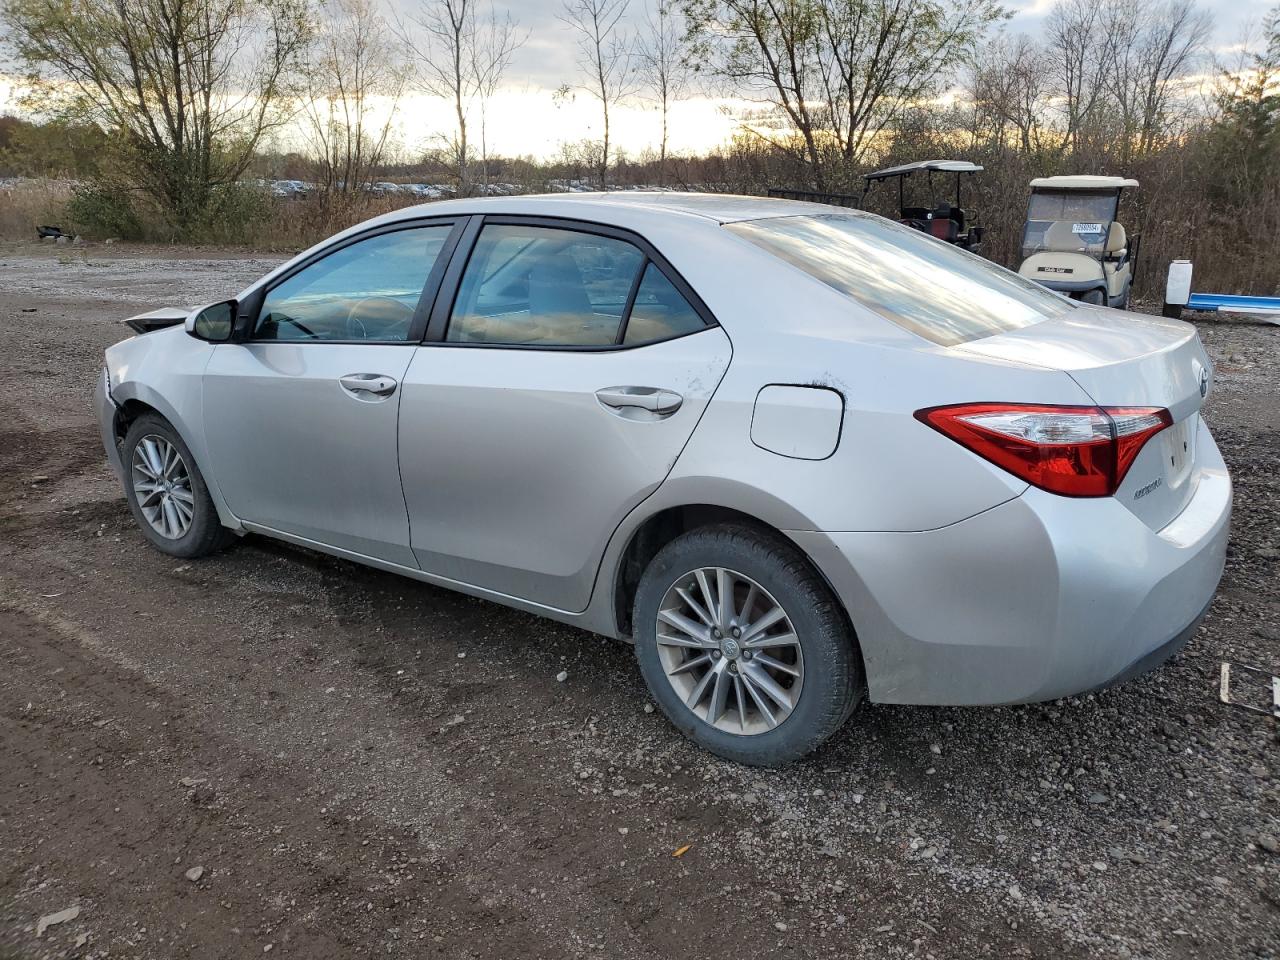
[103,326,243,530]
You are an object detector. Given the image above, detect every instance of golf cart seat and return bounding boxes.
[1105,222,1127,257]
[928,217,958,242]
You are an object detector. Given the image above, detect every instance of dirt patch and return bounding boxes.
[1,242,1277,959]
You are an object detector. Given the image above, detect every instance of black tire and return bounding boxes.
[121,413,236,558]
[1080,288,1106,305]
[633,523,862,766]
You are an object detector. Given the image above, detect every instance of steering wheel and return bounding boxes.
[345,296,416,340]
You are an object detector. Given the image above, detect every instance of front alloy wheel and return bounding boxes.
[656,567,804,735]
[131,434,195,540]
[120,412,236,559]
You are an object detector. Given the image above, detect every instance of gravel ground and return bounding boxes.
[1,242,1277,960]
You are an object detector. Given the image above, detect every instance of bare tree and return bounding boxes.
[637,1,691,184]
[471,6,527,191]
[970,34,1052,155]
[560,0,637,188]
[302,0,407,196]
[398,0,477,193]
[1105,0,1211,158]
[1044,0,1119,154]
[683,0,1006,189]
[0,0,310,224]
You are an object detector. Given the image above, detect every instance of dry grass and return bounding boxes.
[0,179,430,252]
[237,191,427,252]
[0,179,74,239]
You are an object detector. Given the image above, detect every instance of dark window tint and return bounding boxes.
[623,263,705,345]
[727,213,1073,347]
[255,225,452,342]
[448,224,643,345]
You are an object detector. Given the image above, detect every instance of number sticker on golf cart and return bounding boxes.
[1071,222,1104,234]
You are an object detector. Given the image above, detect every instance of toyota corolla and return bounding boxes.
[96,193,1231,766]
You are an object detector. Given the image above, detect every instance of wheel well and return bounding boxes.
[113,399,161,440]
[611,504,853,641]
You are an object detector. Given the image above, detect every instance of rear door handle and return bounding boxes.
[596,386,683,415]
[340,373,398,397]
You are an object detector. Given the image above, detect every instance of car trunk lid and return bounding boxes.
[957,307,1211,529]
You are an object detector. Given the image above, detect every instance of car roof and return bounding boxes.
[374,191,846,227]
[1029,175,1139,190]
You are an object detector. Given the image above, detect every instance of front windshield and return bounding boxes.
[727,212,1073,347]
[1022,190,1118,258]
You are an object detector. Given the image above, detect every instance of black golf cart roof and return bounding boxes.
[865,159,984,181]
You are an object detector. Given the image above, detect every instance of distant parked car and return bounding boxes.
[96,193,1230,766]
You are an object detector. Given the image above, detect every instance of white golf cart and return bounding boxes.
[1017,175,1140,308]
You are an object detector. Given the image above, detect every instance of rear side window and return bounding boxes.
[448,224,643,346]
[623,263,705,345]
[726,213,1073,346]
[447,223,709,348]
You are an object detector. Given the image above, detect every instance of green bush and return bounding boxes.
[65,184,143,240]
[190,182,276,244]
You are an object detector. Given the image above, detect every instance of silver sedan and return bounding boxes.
[96,193,1231,766]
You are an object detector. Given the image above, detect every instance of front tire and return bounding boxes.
[121,414,235,558]
[633,523,862,766]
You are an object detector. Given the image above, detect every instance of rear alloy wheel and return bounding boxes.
[655,567,804,735]
[121,413,236,559]
[634,523,862,766]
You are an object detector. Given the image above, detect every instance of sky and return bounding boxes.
[3,0,1276,161]
[351,0,1275,160]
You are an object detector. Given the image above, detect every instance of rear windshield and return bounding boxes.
[726,213,1073,346]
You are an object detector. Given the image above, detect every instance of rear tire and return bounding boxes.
[121,414,236,558]
[633,523,862,766]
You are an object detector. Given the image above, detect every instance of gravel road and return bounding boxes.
[1,242,1277,960]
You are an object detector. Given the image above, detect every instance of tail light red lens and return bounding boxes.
[915,403,1173,497]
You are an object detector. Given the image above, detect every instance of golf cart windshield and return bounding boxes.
[1022,190,1118,258]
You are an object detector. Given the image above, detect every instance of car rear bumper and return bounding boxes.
[790,422,1231,705]
[96,367,126,482]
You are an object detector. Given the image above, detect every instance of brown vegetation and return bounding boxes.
[0,0,1277,298]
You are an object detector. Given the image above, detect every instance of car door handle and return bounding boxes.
[595,386,683,414]
[339,374,398,397]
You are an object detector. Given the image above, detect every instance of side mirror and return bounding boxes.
[185,300,237,342]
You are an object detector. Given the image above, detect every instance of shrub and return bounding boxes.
[65,183,143,240]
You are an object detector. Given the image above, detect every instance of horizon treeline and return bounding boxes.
[0,0,1277,298]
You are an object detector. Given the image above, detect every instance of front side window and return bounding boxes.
[447,224,645,346]
[727,213,1074,347]
[256,225,453,342]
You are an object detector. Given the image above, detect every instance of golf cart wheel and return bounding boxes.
[1080,289,1106,305]
[633,523,862,767]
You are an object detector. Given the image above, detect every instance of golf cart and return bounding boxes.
[1017,176,1140,308]
[862,159,985,250]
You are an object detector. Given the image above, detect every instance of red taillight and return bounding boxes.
[915,402,1173,497]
